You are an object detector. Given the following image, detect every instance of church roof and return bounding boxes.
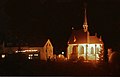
[68,29,103,44]
[68,29,87,44]
[89,36,103,44]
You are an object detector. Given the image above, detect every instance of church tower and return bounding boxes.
[83,3,88,32]
[83,3,89,43]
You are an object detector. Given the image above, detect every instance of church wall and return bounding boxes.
[87,44,103,60]
[67,43,103,61]
[67,45,73,59]
[78,44,86,59]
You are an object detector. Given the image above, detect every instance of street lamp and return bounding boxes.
[62,51,64,55]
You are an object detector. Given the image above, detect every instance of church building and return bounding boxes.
[67,4,104,61]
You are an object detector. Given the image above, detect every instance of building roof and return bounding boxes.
[5,37,49,47]
[68,29,87,44]
[28,38,48,47]
[68,29,103,44]
[89,36,103,44]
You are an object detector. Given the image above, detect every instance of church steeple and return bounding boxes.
[83,3,88,32]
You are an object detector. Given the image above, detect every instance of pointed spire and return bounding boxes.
[83,2,88,32]
[84,3,87,25]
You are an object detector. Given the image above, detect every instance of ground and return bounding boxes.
[0,60,120,76]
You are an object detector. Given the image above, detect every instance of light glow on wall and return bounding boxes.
[67,43,103,61]
[58,54,61,58]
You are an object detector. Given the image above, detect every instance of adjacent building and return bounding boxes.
[3,39,53,61]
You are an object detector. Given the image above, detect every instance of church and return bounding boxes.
[67,5,104,61]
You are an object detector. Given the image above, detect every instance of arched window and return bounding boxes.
[72,45,78,54]
[96,47,99,54]
[80,46,84,54]
[91,47,94,54]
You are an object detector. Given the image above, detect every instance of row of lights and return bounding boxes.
[16,49,38,53]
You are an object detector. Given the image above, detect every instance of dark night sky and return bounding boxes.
[0,0,120,52]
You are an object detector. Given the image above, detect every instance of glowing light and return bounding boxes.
[34,54,38,56]
[15,50,19,53]
[25,50,37,52]
[58,54,61,58]
[62,52,64,55]
[72,27,74,30]
[29,54,33,57]
[74,36,76,42]
[15,50,26,53]
[28,56,32,59]
[15,49,38,53]
[1,54,5,58]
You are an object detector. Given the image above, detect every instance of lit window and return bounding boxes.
[29,54,33,57]
[91,47,94,54]
[96,48,99,54]
[28,56,32,59]
[80,46,84,54]
[1,54,5,58]
[34,54,38,56]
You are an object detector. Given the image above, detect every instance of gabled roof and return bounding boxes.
[89,36,103,44]
[68,29,103,44]
[68,29,87,44]
[5,37,51,47]
[28,38,48,47]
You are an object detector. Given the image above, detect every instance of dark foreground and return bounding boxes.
[0,60,120,76]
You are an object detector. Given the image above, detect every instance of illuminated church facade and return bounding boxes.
[67,5,104,61]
